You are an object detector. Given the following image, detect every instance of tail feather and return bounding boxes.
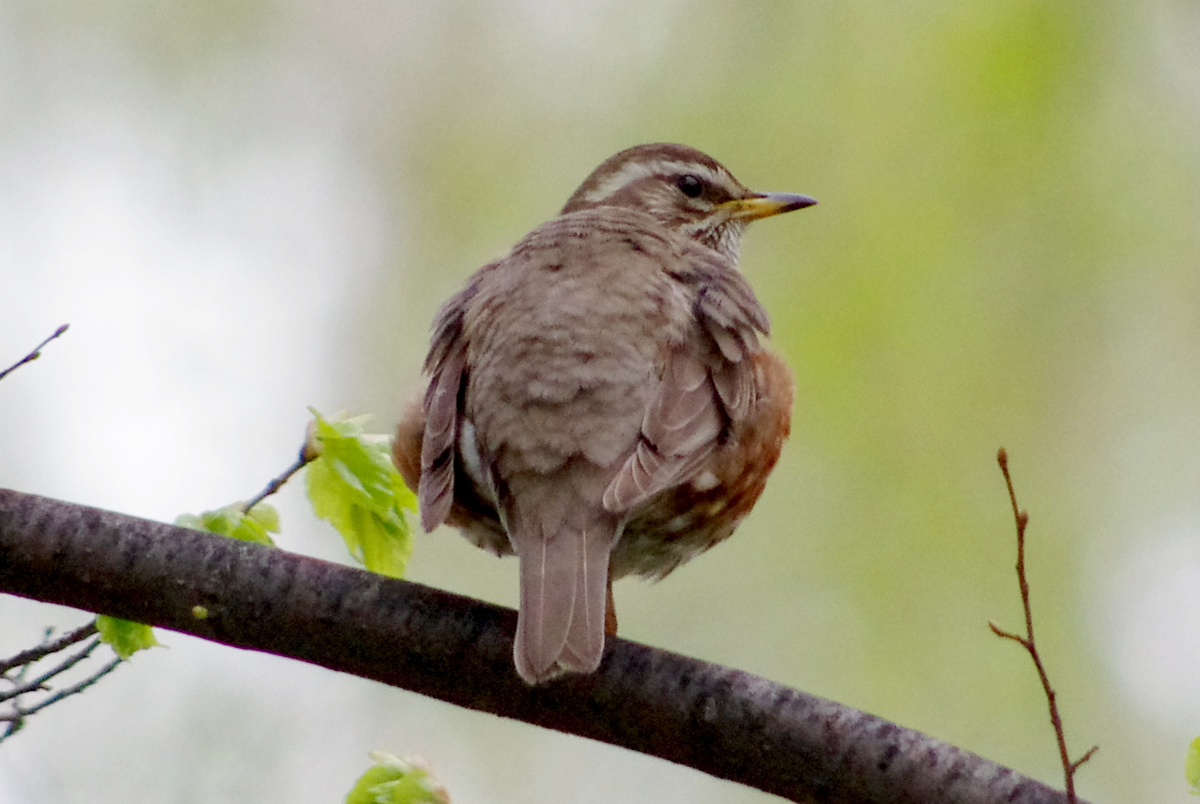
[511,510,620,685]
[514,527,579,683]
[559,523,616,670]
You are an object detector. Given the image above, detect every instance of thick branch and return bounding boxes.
[0,488,1087,804]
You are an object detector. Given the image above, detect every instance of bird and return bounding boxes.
[394,143,814,685]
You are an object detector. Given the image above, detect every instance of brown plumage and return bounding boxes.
[394,143,814,684]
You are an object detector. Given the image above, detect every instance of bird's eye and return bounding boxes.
[676,174,704,198]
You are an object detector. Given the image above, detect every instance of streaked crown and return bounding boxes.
[561,143,815,263]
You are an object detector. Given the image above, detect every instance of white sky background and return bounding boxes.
[0,14,384,521]
[2,2,1200,803]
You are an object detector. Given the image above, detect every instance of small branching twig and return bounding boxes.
[8,652,122,718]
[242,440,318,513]
[0,621,96,674]
[0,633,103,702]
[0,620,124,742]
[0,324,70,383]
[990,448,1098,803]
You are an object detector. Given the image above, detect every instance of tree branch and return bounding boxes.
[0,488,1088,804]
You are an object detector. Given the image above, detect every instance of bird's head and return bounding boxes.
[560,143,816,263]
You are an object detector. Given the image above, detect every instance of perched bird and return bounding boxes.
[394,143,814,684]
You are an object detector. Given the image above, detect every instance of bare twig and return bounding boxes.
[242,441,317,513]
[991,448,1098,803]
[8,655,123,718]
[0,621,124,743]
[0,635,104,702]
[0,621,96,674]
[0,324,70,383]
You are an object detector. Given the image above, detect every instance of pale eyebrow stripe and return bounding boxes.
[582,160,730,205]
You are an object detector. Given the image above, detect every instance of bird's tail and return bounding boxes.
[509,500,620,685]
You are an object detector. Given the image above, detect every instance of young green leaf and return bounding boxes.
[175,502,279,546]
[1187,735,1200,794]
[305,409,416,578]
[96,616,160,659]
[345,752,449,804]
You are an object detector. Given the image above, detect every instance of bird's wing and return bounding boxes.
[417,268,493,532]
[602,247,770,514]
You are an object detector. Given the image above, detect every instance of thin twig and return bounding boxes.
[0,324,70,383]
[0,651,124,742]
[242,442,317,513]
[992,448,1098,803]
[1071,745,1099,773]
[0,621,97,674]
[15,655,123,717]
[0,621,124,743]
[0,637,104,703]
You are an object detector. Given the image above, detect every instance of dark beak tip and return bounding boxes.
[788,194,818,211]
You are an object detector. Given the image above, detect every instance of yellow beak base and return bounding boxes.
[723,192,817,221]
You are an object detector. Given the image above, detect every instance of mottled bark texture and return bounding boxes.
[0,489,1087,804]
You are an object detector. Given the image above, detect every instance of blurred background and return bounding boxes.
[1,0,1198,801]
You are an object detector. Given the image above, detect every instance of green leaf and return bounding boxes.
[96,615,160,659]
[1187,736,1200,794]
[246,502,281,533]
[345,753,448,804]
[175,502,279,546]
[305,409,416,578]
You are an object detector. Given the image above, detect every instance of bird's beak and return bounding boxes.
[722,192,817,221]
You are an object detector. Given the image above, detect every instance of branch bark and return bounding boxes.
[0,488,1088,804]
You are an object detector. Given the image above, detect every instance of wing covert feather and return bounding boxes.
[604,247,772,514]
